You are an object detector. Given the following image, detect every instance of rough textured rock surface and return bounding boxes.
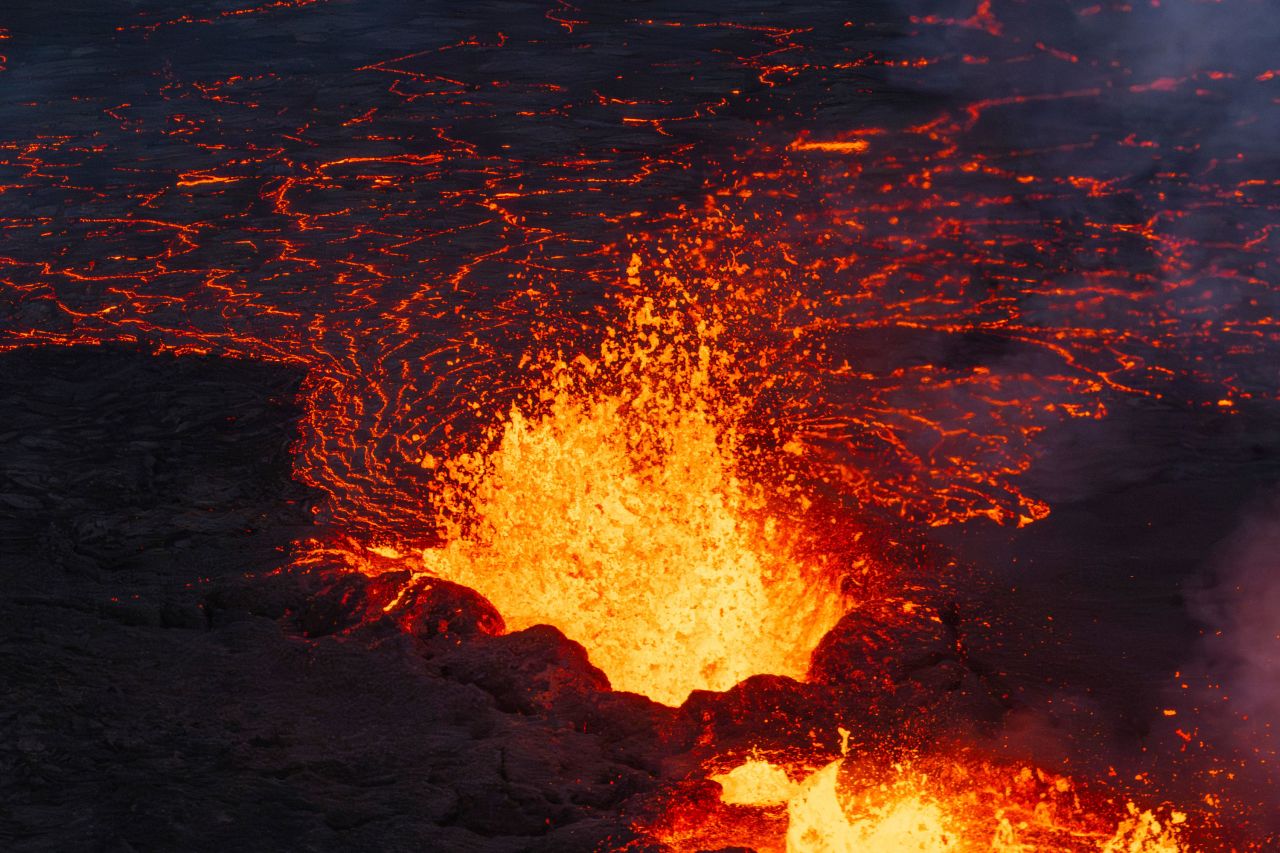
[0,347,669,853]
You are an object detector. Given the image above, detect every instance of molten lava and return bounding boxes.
[713,759,800,807]
[414,285,847,705]
[656,753,1193,853]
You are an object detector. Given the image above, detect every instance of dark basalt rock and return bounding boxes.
[673,674,836,765]
[808,597,958,693]
[807,596,1010,746]
[432,623,612,716]
[0,347,659,853]
[386,575,507,641]
[296,570,372,637]
[206,569,314,625]
[297,569,506,641]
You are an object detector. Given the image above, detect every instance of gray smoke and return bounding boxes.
[1180,493,1280,795]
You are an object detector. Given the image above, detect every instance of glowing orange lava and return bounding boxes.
[654,752,1194,853]
[407,275,848,705]
[713,759,800,807]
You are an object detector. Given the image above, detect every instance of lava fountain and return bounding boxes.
[409,261,848,705]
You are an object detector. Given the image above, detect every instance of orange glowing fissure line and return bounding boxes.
[789,138,870,154]
[122,0,328,33]
[176,172,244,188]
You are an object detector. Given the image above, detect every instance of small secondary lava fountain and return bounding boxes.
[654,751,1192,852]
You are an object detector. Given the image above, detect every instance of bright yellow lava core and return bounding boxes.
[418,283,845,705]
